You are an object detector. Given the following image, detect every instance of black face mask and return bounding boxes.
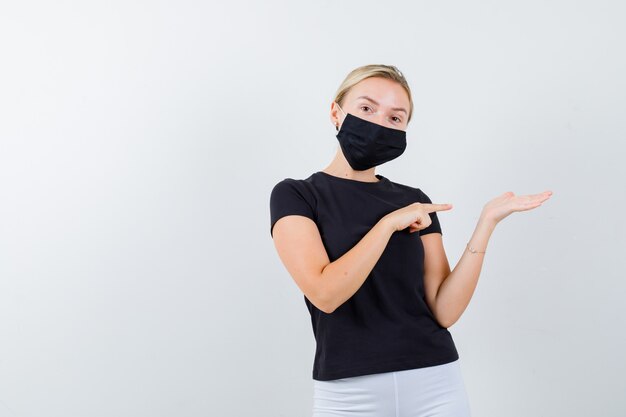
[335,105,407,171]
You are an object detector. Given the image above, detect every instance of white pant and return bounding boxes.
[312,359,471,417]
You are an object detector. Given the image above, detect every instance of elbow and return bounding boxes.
[431,298,457,329]
[440,319,454,329]
[437,314,457,329]
[314,267,338,314]
[311,300,335,314]
[313,286,341,314]
[316,294,337,314]
[433,308,456,329]
[320,305,335,314]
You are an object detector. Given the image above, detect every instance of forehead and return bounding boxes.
[346,77,410,108]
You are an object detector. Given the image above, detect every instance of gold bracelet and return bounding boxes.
[466,242,486,254]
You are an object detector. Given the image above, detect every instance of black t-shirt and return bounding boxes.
[269,170,459,381]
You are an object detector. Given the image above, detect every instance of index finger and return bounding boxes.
[420,203,453,213]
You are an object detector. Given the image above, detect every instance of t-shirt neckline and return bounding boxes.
[315,170,388,185]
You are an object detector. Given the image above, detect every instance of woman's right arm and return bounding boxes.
[272,215,396,314]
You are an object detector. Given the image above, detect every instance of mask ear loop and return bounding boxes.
[335,103,346,131]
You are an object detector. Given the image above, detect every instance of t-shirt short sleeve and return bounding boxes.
[417,189,443,236]
[269,179,317,237]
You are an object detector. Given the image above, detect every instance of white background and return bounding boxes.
[1,1,625,416]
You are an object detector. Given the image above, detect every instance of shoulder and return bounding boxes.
[269,175,319,237]
[415,188,435,204]
[270,175,317,201]
[269,174,320,214]
[385,177,433,203]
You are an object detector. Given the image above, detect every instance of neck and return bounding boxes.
[322,149,379,182]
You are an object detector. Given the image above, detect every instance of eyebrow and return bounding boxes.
[355,95,408,115]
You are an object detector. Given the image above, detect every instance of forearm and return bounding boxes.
[433,214,497,327]
[319,217,395,313]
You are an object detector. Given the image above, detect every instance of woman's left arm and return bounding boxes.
[422,190,553,328]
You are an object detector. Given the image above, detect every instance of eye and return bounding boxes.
[360,105,373,113]
[391,116,402,123]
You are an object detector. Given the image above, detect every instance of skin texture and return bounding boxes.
[272,76,553,323]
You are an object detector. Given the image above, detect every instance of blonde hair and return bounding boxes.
[333,64,414,129]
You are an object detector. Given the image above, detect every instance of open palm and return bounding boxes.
[482,190,553,224]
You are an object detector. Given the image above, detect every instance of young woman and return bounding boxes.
[269,64,552,417]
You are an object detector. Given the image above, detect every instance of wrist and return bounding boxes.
[379,216,397,234]
[478,212,498,229]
